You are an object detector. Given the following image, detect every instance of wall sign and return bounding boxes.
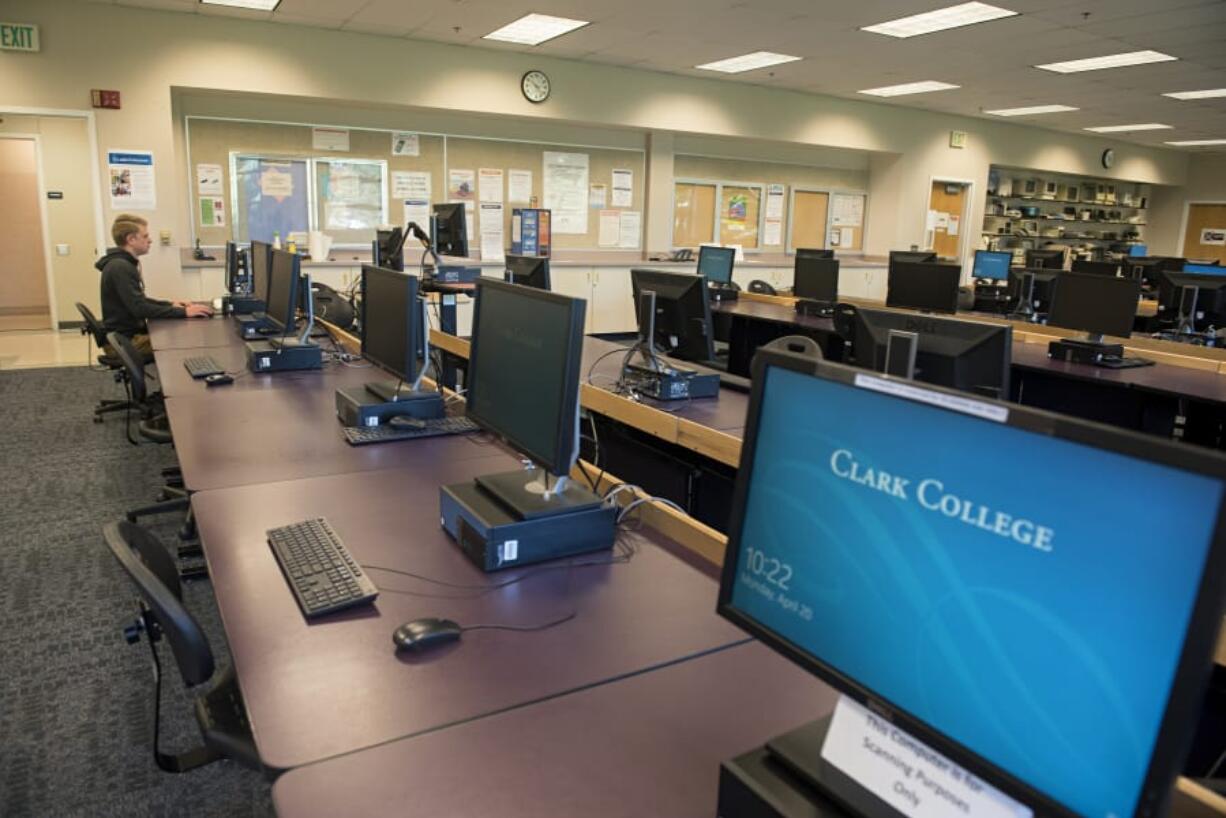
[0,22,38,52]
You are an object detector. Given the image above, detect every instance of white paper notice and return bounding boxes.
[403,199,430,231]
[392,171,430,202]
[589,184,607,209]
[107,150,156,210]
[312,127,349,151]
[765,184,785,219]
[478,168,503,203]
[448,169,475,200]
[391,132,419,157]
[840,227,854,247]
[948,215,960,237]
[831,193,865,227]
[260,162,294,198]
[618,210,641,249]
[1200,228,1226,246]
[763,217,783,246]
[479,202,505,261]
[543,151,589,234]
[508,169,533,203]
[198,197,225,227]
[821,697,1032,818]
[598,210,620,247]
[829,229,842,247]
[611,168,633,208]
[196,163,223,196]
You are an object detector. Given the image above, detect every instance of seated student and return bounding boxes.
[96,214,212,362]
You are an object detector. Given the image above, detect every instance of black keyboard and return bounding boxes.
[183,355,225,379]
[267,518,378,619]
[342,415,481,445]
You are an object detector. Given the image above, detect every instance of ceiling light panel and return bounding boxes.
[1036,50,1176,73]
[1166,139,1226,147]
[984,104,1078,116]
[483,14,589,46]
[1084,123,1173,133]
[695,52,802,73]
[1164,89,1226,100]
[200,0,281,9]
[862,2,1017,38]
[859,81,960,97]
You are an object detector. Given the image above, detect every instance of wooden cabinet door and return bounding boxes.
[1183,204,1226,264]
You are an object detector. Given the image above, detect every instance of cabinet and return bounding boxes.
[552,267,638,334]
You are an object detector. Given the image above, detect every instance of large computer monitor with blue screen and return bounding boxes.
[718,350,1226,818]
[698,245,736,286]
[1184,263,1226,276]
[971,249,1011,281]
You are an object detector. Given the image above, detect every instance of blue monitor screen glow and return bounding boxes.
[1184,263,1226,276]
[1129,244,1149,257]
[972,250,1012,281]
[697,245,736,285]
[724,365,1224,818]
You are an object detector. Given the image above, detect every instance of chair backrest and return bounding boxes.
[748,279,777,296]
[763,334,823,360]
[102,520,215,687]
[76,302,108,346]
[107,331,147,404]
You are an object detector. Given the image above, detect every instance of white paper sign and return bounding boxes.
[948,215,960,237]
[312,127,349,151]
[479,202,505,261]
[393,171,431,202]
[107,150,156,210]
[618,210,641,249]
[508,169,533,203]
[391,131,419,157]
[403,199,430,231]
[830,228,841,247]
[598,209,620,247]
[831,193,864,227]
[479,168,503,203]
[765,184,785,219]
[589,184,607,209]
[260,162,294,198]
[763,216,783,246]
[611,168,633,208]
[1201,228,1226,247]
[196,163,223,196]
[840,227,855,248]
[543,151,589,234]
[821,697,1031,818]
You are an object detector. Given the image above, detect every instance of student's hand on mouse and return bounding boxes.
[185,303,213,318]
[173,299,192,308]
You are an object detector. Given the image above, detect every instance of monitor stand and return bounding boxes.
[366,379,440,405]
[475,468,603,521]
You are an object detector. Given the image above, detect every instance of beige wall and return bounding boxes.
[1150,154,1226,257]
[0,0,1203,303]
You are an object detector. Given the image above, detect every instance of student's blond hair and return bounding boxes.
[111,214,148,247]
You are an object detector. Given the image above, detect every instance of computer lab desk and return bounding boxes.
[271,640,837,817]
[146,314,241,351]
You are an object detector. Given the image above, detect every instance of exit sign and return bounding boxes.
[0,22,39,52]
[91,89,121,109]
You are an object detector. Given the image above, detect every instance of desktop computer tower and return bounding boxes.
[236,313,277,339]
[335,386,444,427]
[225,295,265,315]
[245,340,322,372]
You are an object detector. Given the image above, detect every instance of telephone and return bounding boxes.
[671,248,693,262]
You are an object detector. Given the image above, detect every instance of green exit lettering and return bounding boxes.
[0,23,40,52]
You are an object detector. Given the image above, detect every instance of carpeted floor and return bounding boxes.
[0,366,274,817]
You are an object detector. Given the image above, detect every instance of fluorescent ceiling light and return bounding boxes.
[1164,88,1226,100]
[1084,123,1172,133]
[1166,139,1226,147]
[859,81,959,97]
[200,0,281,9]
[1036,50,1176,73]
[984,104,1078,116]
[696,52,801,73]
[483,13,589,45]
[862,2,1017,38]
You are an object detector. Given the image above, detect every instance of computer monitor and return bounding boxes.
[1024,248,1065,269]
[265,248,301,331]
[629,269,715,362]
[504,254,551,291]
[1047,271,1140,340]
[224,241,245,293]
[1007,267,1059,317]
[718,350,1226,818]
[889,250,937,266]
[432,203,469,258]
[1157,271,1226,333]
[1184,262,1226,275]
[1129,244,1149,257]
[796,248,835,260]
[375,227,405,272]
[360,265,429,401]
[848,306,1011,398]
[970,249,1011,282]
[697,245,736,286]
[793,257,839,302]
[249,239,272,304]
[886,261,961,314]
[1070,259,1120,277]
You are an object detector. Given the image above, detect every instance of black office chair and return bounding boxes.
[748,279,777,296]
[102,520,260,774]
[77,302,135,422]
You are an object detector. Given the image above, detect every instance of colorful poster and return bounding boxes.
[448,169,475,200]
[107,150,156,210]
[589,184,607,209]
[726,193,748,222]
[198,197,225,227]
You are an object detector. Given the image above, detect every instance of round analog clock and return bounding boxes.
[1101,148,1115,169]
[521,70,550,104]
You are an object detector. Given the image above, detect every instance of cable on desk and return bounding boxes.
[460,610,576,634]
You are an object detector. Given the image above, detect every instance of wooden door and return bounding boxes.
[790,190,829,251]
[673,183,716,249]
[928,181,967,259]
[1183,204,1226,264]
[0,138,50,321]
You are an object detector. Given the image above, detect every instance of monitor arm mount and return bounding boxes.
[406,219,441,273]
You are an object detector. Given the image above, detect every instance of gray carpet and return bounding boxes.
[0,366,274,817]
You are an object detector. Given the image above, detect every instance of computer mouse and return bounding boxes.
[205,373,233,386]
[393,617,462,651]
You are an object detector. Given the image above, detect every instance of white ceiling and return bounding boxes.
[85,0,1226,151]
